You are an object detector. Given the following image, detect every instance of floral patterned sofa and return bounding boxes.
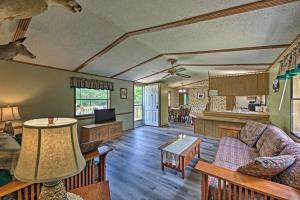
[201,121,300,200]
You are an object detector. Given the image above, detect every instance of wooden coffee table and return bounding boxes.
[159,135,201,178]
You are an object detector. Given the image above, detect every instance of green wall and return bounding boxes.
[0,61,134,132]
[268,63,291,132]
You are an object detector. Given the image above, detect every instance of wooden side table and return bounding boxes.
[69,181,111,200]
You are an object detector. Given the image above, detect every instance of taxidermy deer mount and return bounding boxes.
[0,0,82,21]
[0,37,36,60]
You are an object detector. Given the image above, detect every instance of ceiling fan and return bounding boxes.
[161,59,191,79]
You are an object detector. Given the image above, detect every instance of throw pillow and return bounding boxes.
[237,155,295,179]
[239,120,267,147]
[0,169,12,186]
[256,125,291,157]
[80,140,102,154]
[273,143,300,190]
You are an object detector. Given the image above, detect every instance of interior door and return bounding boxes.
[144,84,159,126]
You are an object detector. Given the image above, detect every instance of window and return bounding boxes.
[292,75,300,138]
[134,85,143,121]
[75,88,110,116]
[183,93,189,105]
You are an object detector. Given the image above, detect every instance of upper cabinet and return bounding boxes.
[209,73,269,96]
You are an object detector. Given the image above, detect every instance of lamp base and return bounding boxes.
[39,180,67,200]
[3,121,14,136]
[39,181,83,200]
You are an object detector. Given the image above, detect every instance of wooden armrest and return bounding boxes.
[195,161,300,200]
[219,125,242,138]
[0,181,31,197]
[98,145,113,156]
[218,125,242,131]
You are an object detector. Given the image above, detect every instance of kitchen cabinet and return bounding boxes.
[209,73,269,96]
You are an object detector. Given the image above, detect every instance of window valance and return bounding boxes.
[276,42,300,80]
[70,77,114,91]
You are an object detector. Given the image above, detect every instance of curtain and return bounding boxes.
[70,77,114,91]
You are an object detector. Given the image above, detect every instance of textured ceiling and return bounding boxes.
[0,0,299,87]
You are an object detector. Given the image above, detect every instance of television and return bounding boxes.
[94,108,116,124]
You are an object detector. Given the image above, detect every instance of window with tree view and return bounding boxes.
[292,75,300,138]
[134,86,143,121]
[75,88,110,116]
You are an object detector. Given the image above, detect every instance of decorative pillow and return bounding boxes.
[237,155,295,179]
[0,169,12,186]
[256,125,291,157]
[80,141,102,154]
[239,121,267,147]
[273,143,300,189]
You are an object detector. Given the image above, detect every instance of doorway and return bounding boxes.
[144,84,159,126]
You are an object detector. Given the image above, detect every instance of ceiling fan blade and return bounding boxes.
[176,73,191,78]
[175,68,186,72]
[162,74,171,79]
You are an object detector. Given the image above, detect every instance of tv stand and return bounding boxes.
[80,121,123,143]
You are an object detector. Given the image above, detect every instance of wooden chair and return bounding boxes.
[0,146,113,200]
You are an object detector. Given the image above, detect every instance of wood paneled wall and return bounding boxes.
[209,73,269,96]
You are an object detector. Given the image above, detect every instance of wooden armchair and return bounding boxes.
[196,161,300,200]
[0,146,113,200]
[197,125,300,200]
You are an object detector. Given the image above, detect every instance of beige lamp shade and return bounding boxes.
[14,118,86,183]
[0,106,21,122]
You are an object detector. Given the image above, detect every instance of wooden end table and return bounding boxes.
[159,136,201,178]
[69,181,111,200]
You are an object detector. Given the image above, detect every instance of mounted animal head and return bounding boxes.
[11,37,36,59]
[0,0,82,22]
[0,37,36,60]
[49,0,82,12]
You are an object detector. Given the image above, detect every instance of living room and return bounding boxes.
[0,1,300,200]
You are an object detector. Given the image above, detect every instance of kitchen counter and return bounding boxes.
[191,111,269,138]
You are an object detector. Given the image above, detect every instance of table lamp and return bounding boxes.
[0,106,21,136]
[14,118,86,200]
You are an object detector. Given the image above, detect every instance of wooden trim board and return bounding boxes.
[12,18,32,42]
[75,0,297,72]
[111,44,289,78]
[134,63,271,82]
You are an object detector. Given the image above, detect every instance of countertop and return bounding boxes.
[190,110,269,122]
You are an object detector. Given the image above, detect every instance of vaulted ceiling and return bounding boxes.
[1,0,300,87]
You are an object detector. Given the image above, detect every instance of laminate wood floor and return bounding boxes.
[104,124,219,200]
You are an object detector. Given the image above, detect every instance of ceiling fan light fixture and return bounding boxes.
[178,88,187,93]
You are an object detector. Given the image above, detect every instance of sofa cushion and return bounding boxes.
[256,125,291,157]
[274,142,300,190]
[215,137,259,167]
[239,120,267,147]
[237,155,295,179]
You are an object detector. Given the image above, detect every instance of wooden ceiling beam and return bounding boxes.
[12,18,32,42]
[134,63,271,82]
[267,33,300,71]
[111,44,289,78]
[74,0,297,72]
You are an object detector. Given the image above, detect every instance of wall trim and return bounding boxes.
[9,60,133,83]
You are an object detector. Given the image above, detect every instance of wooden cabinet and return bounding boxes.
[257,73,269,95]
[81,121,123,143]
[209,73,269,96]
